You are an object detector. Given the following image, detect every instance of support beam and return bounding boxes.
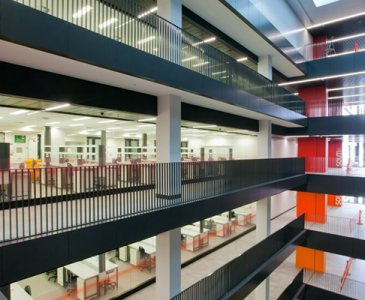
[258,55,272,80]
[256,120,272,300]
[156,95,182,300]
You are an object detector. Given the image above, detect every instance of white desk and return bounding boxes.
[128,237,156,266]
[62,262,100,300]
[10,283,33,300]
[210,216,234,237]
[181,225,209,252]
[234,210,252,226]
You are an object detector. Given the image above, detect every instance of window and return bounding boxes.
[313,0,340,7]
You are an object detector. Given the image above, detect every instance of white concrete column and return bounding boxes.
[156,95,181,300]
[256,120,272,300]
[258,55,272,80]
[99,130,106,166]
[157,0,182,27]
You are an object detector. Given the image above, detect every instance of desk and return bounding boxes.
[210,216,234,237]
[10,283,33,300]
[181,225,209,252]
[62,262,100,300]
[84,257,119,292]
[234,210,252,226]
[128,237,156,266]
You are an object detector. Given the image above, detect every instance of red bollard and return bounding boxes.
[358,210,363,225]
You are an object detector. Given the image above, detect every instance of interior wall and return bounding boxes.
[271,136,297,218]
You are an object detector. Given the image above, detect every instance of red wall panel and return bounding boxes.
[313,35,327,60]
[298,138,327,173]
[328,141,342,168]
[299,86,328,117]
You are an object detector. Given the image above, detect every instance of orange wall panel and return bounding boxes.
[297,192,327,223]
[296,246,326,273]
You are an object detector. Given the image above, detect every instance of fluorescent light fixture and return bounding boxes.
[137,36,155,45]
[212,71,227,76]
[328,85,365,92]
[237,57,248,62]
[97,120,118,124]
[45,104,70,111]
[227,130,248,133]
[331,32,365,43]
[69,124,84,127]
[138,118,156,122]
[138,6,157,18]
[192,37,216,46]
[27,111,41,116]
[193,125,217,128]
[67,134,77,136]
[123,133,131,137]
[137,124,155,128]
[10,110,29,115]
[279,70,365,86]
[45,122,60,125]
[25,125,37,128]
[107,127,120,130]
[73,5,92,18]
[182,138,188,141]
[182,56,198,62]
[123,128,138,131]
[72,117,91,121]
[294,93,299,96]
[0,117,3,119]
[135,134,142,138]
[307,11,365,29]
[2,131,12,133]
[192,62,209,67]
[313,0,340,8]
[329,93,365,100]
[99,18,118,29]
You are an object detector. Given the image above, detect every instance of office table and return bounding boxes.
[128,237,156,266]
[181,225,209,252]
[62,262,100,300]
[10,283,33,300]
[234,210,252,226]
[210,216,235,237]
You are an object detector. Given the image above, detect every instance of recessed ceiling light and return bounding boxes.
[328,85,365,92]
[313,0,340,8]
[123,133,131,137]
[70,124,84,127]
[137,124,155,128]
[73,5,92,19]
[329,93,365,100]
[138,118,156,122]
[193,125,217,128]
[45,104,70,111]
[192,62,209,67]
[72,117,91,121]
[2,130,12,133]
[97,120,118,124]
[27,111,41,116]
[123,128,138,131]
[45,122,60,125]
[0,117,3,119]
[137,6,157,18]
[10,110,29,115]
[237,57,248,62]
[25,125,37,128]
[182,56,198,62]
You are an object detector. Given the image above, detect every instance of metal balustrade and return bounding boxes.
[304,98,365,118]
[303,35,365,62]
[305,269,365,300]
[171,215,305,300]
[304,157,365,177]
[305,213,365,240]
[0,158,304,244]
[10,0,305,115]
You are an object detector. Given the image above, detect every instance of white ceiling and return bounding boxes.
[287,0,365,28]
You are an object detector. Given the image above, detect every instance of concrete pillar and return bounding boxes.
[256,120,272,300]
[99,130,106,166]
[258,55,272,80]
[157,0,182,27]
[156,95,181,300]
[98,253,106,272]
[44,126,51,163]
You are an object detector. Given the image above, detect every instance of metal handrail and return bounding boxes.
[11,0,305,115]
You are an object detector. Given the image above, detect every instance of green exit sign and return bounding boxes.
[14,135,26,143]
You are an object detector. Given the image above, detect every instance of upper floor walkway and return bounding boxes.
[0,0,306,125]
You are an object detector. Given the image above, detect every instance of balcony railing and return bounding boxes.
[304,98,365,118]
[305,213,365,240]
[171,215,305,300]
[304,157,365,177]
[0,158,304,244]
[304,270,365,300]
[10,0,305,115]
[303,35,365,62]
